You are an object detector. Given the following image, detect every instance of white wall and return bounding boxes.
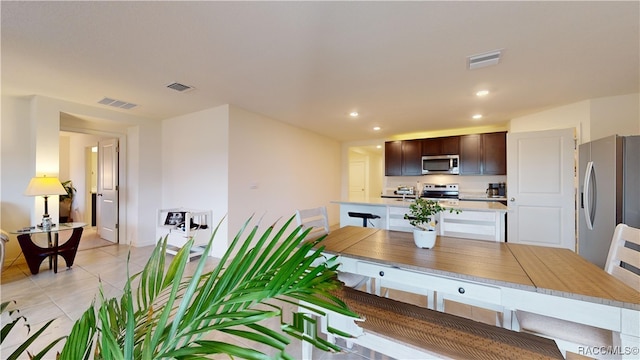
[509,100,590,143]
[590,93,640,138]
[1,96,34,265]
[59,135,71,181]
[228,105,342,240]
[133,121,164,247]
[160,105,342,257]
[509,93,640,142]
[160,105,230,257]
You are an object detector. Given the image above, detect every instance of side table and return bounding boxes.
[11,222,86,274]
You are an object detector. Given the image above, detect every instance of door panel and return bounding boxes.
[98,138,118,243]
[507,128,575,249]
[349,161,366,201]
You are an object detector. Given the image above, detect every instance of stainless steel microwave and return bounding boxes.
[421,155,459,175]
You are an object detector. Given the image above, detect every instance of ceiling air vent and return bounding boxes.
[98,97,138,110]
[166,82,195,92]
[467,49,502,70]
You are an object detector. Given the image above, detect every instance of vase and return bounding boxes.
[413,229,437,249]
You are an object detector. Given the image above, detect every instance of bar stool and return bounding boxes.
[348,212,380,227]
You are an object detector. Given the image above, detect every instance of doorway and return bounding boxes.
[59,131,121,243]
[348,145,384,201]
[85,145,97,227]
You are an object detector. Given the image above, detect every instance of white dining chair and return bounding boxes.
[295,207,330,241]
[295,206,370,291]
[515,223,640,357]
[605,223,640,290]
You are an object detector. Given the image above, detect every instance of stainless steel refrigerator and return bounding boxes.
[578,135,640,268]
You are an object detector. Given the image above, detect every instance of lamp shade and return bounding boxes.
[24,176,67,196]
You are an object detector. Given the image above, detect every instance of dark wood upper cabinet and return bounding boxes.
[421,138,441,156]
[459,132,506,175]
[441,136,460,155]
[385,141,402,176]
[459,134,482,175]
[421,136,460,156]
[402,139,423,176]
[482,132,507,175]
[385,139,423,176]
[386,132,505,176]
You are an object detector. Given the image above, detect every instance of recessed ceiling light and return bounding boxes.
[373,126,381,131]
[349,112,359,117]
[472,114,483,120]
[476,90,490,97]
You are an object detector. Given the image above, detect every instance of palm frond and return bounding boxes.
[18,214,358,360]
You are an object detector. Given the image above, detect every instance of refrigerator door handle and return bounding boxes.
[583,161,596,230]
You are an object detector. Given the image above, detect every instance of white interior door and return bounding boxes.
[507,128,575,249]
[349,160,367,201]
[97,138,118,243]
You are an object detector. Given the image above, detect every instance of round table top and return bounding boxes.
[11,222,87,235]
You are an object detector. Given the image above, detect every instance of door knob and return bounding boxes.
[510,197,515,202]
[97,193,103,196]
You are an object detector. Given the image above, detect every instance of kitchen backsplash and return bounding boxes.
[384,174,507,196]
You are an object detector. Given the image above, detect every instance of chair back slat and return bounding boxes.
[295,206,330,239]
[604,223,640,291]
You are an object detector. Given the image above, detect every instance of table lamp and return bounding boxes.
[24,175,67,228]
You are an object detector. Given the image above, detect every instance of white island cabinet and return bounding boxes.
[333,199,508,242]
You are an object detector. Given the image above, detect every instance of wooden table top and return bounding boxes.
[318,226,640,309]
[507,243,640,309]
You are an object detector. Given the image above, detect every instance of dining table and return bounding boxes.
[315,226,640,358]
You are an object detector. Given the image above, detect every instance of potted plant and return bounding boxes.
[404,198,460,248]
[59,180,76,222]
[1,215,358,359]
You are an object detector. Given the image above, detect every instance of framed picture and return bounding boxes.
[164,211,186,226]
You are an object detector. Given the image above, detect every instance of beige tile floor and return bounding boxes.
[1,237,397,360]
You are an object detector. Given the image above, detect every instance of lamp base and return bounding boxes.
[41,214,52,230]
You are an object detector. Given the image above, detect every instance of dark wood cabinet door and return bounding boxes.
[402,139,423,175]
[422,136,460,155]
[441,136,460,155]
[459,134,482,175]
[482,132,507,175]
[385,141,402,176]
[421,138,441,155]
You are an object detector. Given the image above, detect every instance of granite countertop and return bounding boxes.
[333,198,508,212]
[458,192,507,201]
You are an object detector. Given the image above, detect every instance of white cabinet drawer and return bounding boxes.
[388,206,410,216]
[356,261,501,305]
[441,222,495,235]
[387,206,414,232]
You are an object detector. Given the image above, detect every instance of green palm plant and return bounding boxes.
[2,215,357,359]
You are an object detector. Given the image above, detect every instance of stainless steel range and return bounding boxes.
[422,184,459,200]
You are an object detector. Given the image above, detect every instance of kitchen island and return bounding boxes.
[333,198,508,242]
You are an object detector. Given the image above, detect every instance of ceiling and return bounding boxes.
[2,1,638,142]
